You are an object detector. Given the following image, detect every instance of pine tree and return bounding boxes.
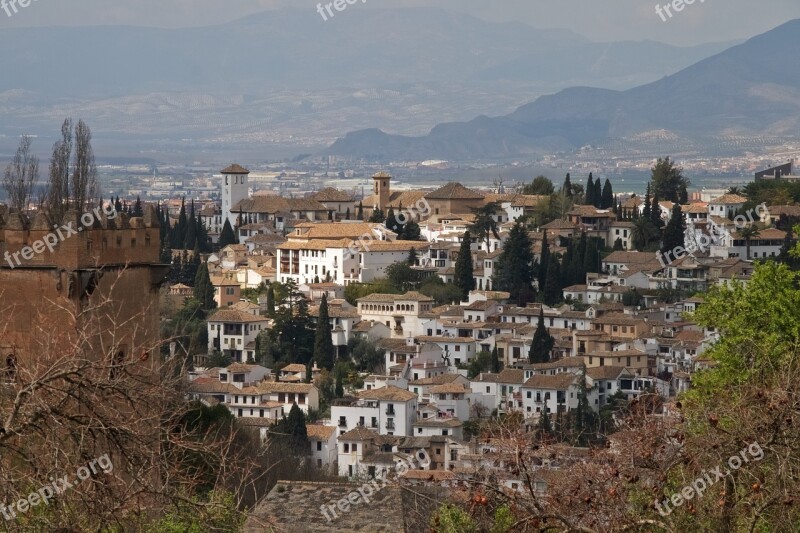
[219,219,236,248]
[661,203,686,255]
[314,294,335,370]
[491,345,501,373]
[193,262,216,310]
[492,222,535,306]
[585,174,595,206]
[542,255,561,306]
[529,309,554,363]
[601,179,613,209]
[454,231,475,300]
[369,209,385,224]
[562,173,572,197]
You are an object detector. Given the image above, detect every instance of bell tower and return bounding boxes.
[372,172,391,212]
[221,163,250,228]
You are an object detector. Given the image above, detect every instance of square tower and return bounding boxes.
[372,171,392,212]
[221,163,250,228]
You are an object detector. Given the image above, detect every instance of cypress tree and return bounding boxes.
[385,207,398,234]
[194,262,216,310]
[601,179,613,209]
[407,247,418,266]
[584,239,599,274]
[454,231,475,300]
[345,207,351,220]
[133,195,144,217]
[335,373,344,398]
[643,184,652,221]
[314,294,335,370]
[594,179,602,208]
[661,204,686,255]
[357,201,364,220]
[219,219,236,248]
[650,193,662,230]
[585,174,595,206]
[175,197,188,249]
[266,285,275,317]
[542,255,561,306]
[492,222,535,306]
[491,345,501,373]
[529,309,554,363]
[537,231,550,292]
[185,199,197,250]
[562,173,572,197]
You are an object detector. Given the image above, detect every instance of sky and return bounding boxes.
[1,0,799,46]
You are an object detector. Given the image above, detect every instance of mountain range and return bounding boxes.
[328,19,800,161]
[0,8,732,161]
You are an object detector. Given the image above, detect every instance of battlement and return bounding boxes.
[0,205,161,270]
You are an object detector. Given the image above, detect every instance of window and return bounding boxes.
[317,442,322,451]
[343,443,349,453]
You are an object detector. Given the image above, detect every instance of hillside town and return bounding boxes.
[148,160,797,530]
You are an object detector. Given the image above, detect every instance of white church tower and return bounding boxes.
[220,163,250,229]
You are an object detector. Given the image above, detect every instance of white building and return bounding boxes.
[220,164,250,228]
[330,386,418,437]
[207,308,269,362]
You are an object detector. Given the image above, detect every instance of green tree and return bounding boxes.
[593,178,602,208]
[193,262,216,310]
[651,157,689,204]
[601,178,614,209]
[491,345,501,373]
[407,247,418,265]
[492,222,534,305]
[454,231,475,300]
[562,173,573,198]
[335,373,344,398]
[661,203,686,255]
[385,261,421,292]
[357,201,364,220]
[369,208,385,223]
[218,219,236,248]
[738,224,761,260]
[266,285,275,317]
[385,207,399,234]
[538,409,552,436]
[542,255,561,306]
[313,294,335,370]
[522,175,554,195]
[537,230,550,291]
[469,202,501,251]
[585,173,595,206]
[631,218,657,251]
[399,219,421,240]
[529,309,554,363]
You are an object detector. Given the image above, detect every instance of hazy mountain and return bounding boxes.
[328,19,800,161]
[0,7,732,161]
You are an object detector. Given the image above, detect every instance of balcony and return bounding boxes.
[338,418,347,427]
[385,408,396,416]
[385,421,395,430]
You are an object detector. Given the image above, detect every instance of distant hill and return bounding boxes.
[328,19,800,161]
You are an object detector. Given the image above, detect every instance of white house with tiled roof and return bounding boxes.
[521,373,589,419]
[708,193,747,218]
[330,386,418,437]
[357,292,435,338]
[207,308,269,362]
[307,424,338,469]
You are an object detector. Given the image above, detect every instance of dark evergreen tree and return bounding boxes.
[266,285,276,317]
[562,173,573,198]
[195,215,211,253]
[538,409,552,436]
[369,208,385,223]
[454,231,475,300]
[643,184,652,221]
[601,179,613,209]
[593,179,602,208]
[650,193,663,231]
[357,201,364,220]
[400,220,421,241]
[585,174,595,206]
[584,239,599,274]
[219,219,236,248]
[491,345,501,373]
[613,237,624,251]
[114,196,122,213]
[407,247,418,266]
[661,204,686,255]
[314,294,335,370]
[193,262,216,310]
[385,207,399,233]
[174,197,188,249]
[185,199,197,250]
[542,255,561,306]
[492,222,535,306]
[529,309,554,363]
[345,207,351,220]
[182,246,200,286]
[335,373,344,398]
[132,195,144,217]
[306,361,313,383]
[539,231,551,289]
